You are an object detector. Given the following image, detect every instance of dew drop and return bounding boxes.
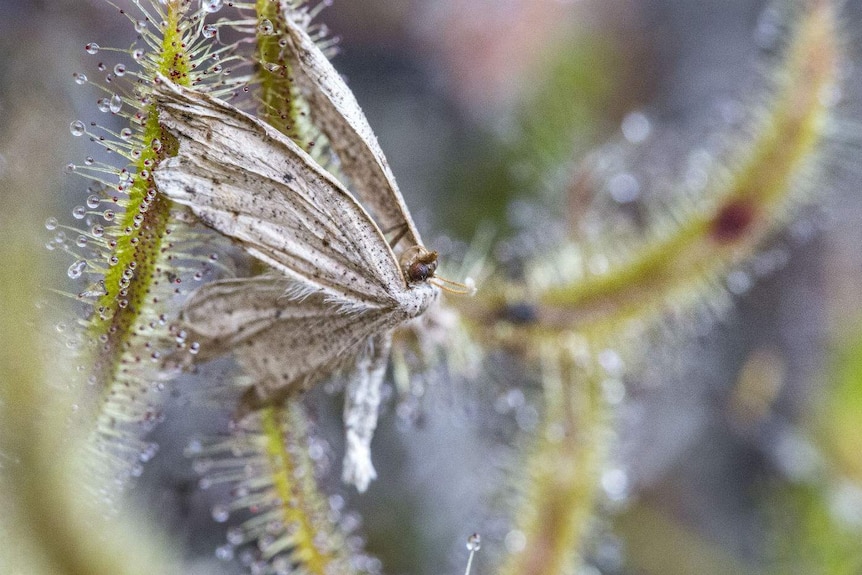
[185,438,203,455]
[151,138,162,151]
[466,533,481,552]
[600,468,630,502]
[211,503,230,523]
[70,120,86,137]
[140,442,159,462]
[109,93,122,114]
[226,527,244,546]
[97,98,111,113]
[103,209,115,222]
[86,194,101,209]
[621,111,651,144]
[202,24,217,38]
[76,235,88,248]
[64,163,76,174]
[114,63,127,76]
[91,224,104,237]
[726,270,752,295]
[258,19,275,35]
[72,206,86,220]
[132,48,144,60]
[608,172,640,204]
[189,341,201,355]
[120,128,133,140]
[205,0,223,13]
[84,156,95,166]
[85,42,100,54]
[134,19,147,33]
[504,529,527,553]
[67,260,87,279]
[215,545,234,561]
[73,72,88,85]
[45,217,58,230]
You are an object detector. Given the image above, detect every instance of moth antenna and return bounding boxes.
[430,275,477,296]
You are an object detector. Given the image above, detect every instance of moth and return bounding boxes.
[152,10,470,492]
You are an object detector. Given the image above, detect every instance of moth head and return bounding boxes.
[400,245,439,284]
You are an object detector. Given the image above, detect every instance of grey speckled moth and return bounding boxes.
[150,12,465,492]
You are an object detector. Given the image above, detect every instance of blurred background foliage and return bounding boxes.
[2,0,862,574]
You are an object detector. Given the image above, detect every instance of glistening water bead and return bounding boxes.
[70,120,85,137]
[67,260,86,280]
[109,93,123,114]
[258,19,275,35]
[85,42,100,54]
[211,503,230,523]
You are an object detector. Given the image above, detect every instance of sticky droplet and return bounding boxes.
[211,503,230,523]
[258,19,275,35]
[67,260,87,279]
[109,93,122,114]
[70,120,86,137]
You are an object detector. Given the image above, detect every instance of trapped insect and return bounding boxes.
[152,10,472,492]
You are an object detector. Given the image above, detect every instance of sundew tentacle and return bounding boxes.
[255,0,315,145]
[498,340,611,575]
[187,402,374,574]
[531,0,841,343]
[488,2,843,574]
[61,0,247,494]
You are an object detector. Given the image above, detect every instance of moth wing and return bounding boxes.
[152,78,407,308]
[178,275,393,398]
[342,332,392,492]
[280,10,423,249]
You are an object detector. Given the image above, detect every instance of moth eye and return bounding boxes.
[407,262,433,283]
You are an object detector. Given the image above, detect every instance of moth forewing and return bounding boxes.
[278,7,424,251]
[152,76,408,304]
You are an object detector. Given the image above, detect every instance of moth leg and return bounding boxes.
[342,332,392,492]
[381,222,409,250]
